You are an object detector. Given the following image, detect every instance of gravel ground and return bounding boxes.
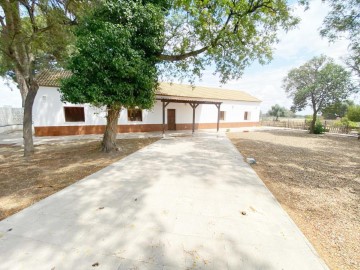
[0,137,159,220]
[228,130,360,270]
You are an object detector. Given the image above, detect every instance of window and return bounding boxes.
[128,108,142,122]
[244,111,251,121]
[220,111,225,121]
[64,107,85,122]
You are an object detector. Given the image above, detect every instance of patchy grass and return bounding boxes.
[228,130,360,270]
[0,137,159,220]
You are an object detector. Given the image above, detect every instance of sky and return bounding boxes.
[0,0,358,113]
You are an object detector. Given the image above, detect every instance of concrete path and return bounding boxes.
[0,133,328,270]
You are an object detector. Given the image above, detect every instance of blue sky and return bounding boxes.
[0,0,358,114]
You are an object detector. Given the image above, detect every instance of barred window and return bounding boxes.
[64,107,85,122]
[128,109,142,122]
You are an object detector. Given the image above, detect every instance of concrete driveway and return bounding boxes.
[0,132,328,270]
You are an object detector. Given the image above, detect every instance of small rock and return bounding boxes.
[7,228,12,232]
[246,157,256,164]
[92,262,99,267]
[98,207,104,210]
[241,211,247,216]
[134,198,137,201]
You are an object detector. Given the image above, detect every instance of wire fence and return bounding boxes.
[261,119,360,136]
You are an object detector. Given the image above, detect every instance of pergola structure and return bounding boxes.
[157,98,222,135]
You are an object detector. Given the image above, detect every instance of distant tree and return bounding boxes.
[60,0,165,152]
[268,104,286,121]
[321,100,355,119]
[347,105,360,122]
[283,55,357,134]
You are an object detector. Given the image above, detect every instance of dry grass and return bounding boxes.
[0,137,159,220]
[228,130,360,270]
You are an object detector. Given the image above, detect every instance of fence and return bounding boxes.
[261,119,360,136]
[0,107,23,133]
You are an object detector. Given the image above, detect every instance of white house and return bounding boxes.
[33,70,261,136]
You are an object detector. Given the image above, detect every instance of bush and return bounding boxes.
[347,105,360,122]
[313,121,325,134]
[340,117,359,128]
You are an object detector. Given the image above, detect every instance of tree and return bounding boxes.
[283,55,357,134]
[61,0,299,152]
[159,0,299,83]
[347,105,360,122]
[0,1,85,156]
[60,0,165,152]
[321,100,355,119]
[268,104,286,121]
[301,0,360,77]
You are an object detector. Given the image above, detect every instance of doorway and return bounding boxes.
[167,109,176,130]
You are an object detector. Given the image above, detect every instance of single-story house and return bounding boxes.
[33,70,261,136]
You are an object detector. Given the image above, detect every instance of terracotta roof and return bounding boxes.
[157,83,261,102]
[36,70,71,87]
[37,70,261,103]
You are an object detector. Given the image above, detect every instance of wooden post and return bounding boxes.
[216,103,221,132]
[162,101,169,136]
[162,101,165,136]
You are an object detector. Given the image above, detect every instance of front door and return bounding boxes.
[167,109,176,130]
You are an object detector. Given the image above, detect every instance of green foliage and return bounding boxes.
[160,0,299,83]
[313,121,325,134]
[347,105,360,122]
[268,104,286,120]
[301,0,360,77]
[321,100,355,119]
[60,0,165,109]
[0,1,85,77]
[283,55,357,115]
[305,115,313,124]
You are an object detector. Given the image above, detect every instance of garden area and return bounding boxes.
[0,137,159,220]
[228,130,359,270]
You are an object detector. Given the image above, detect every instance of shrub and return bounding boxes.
[347,105,360,122]
[313,121,325,134]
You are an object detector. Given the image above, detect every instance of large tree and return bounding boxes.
[283,55,357,133]
[60,0,165,152]
[0,0,86,156]
[159,0,298,83]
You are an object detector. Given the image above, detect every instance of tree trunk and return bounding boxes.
[15,68,28,108]
[23,82,38,156]
[310,111,317,134]
[101,105,121,152]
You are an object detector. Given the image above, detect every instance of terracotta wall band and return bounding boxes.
[34,122,259,136]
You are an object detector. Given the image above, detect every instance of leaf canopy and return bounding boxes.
[60,0,165,108]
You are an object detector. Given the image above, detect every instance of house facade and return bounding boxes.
[33,71,261,136]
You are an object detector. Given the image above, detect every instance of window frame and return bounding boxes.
[127,108,143,122]
[244,111,250,121]
[63,106,85,122]
[220,111,225,121]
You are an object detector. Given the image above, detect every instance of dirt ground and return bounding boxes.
[0,137,159,220]
[228,130,360,270]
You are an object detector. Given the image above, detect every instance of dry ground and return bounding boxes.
[228,130,360,270]
[0,137,159,220]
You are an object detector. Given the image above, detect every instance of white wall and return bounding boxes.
[33,87,260,127]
